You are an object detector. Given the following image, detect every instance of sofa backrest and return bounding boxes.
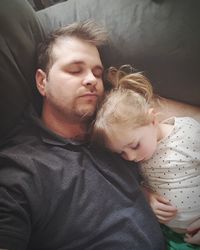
[38,0,200,106]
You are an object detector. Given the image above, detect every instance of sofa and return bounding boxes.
[0,0,200,141]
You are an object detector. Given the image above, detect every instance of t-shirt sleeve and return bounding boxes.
[0,159,32,250]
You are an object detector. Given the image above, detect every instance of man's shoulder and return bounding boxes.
[0,123,41,155]
[0,119,48,177]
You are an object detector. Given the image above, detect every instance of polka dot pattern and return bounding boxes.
[141,117,200,230]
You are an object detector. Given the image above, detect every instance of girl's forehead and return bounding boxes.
[107,125,138,149]
[110,123,138,136]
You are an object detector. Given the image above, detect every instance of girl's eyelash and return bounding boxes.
[131,143,139,150]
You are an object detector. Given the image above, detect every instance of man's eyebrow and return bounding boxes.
[64,60,83,67]
[66,60,104,70]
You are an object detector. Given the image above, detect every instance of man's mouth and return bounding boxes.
[79,93,98,99]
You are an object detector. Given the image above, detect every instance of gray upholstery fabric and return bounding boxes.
[37,0,200,106]
[0,0,44,140]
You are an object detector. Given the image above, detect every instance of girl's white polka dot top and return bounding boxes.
[141,117,200,230]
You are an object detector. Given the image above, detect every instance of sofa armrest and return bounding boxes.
[0,0,44,140]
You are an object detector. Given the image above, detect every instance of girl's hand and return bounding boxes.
[143,188,177,224]
[184,219,200,245]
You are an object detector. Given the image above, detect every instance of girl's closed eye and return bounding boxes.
[130,142,140,150]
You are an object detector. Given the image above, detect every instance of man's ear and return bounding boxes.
[35,69,47,96]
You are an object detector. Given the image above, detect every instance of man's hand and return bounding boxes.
[184,219,200,245]
[143,189,177,223]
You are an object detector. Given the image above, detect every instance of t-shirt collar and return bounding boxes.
[28,105,88,147]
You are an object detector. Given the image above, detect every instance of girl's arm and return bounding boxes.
[185,219,200,245]
[142,187,177,224]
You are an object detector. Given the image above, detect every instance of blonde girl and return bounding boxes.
[91,65,200,250]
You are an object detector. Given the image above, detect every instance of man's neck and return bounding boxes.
[41,108,89,141]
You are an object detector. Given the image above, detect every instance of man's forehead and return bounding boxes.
[53,37,96,53]
[52,37,102,65]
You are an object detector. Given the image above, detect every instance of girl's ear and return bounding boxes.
[35,69,47,97]
[148,108,158,125]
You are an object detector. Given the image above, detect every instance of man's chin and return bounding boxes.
[78,108,96,121]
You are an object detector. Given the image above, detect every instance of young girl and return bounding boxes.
[91,65,200,249]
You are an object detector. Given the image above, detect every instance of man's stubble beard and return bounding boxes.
[49,93,104,125]
[75,103,98,123]
[75,94,104,123]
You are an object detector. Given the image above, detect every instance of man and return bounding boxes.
[0,21,199,250]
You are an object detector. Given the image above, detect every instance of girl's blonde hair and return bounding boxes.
[91,65,155,148]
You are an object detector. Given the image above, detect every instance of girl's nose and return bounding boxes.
[124,149,137,162]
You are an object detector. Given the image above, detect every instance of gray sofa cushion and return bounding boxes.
[0,0,44,139]
[37,0,200,106]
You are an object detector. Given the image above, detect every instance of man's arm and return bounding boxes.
[0,186,30,250]
[0,158,32,250]
[153,97,200,122]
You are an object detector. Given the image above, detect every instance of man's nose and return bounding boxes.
[82,71,97,86]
